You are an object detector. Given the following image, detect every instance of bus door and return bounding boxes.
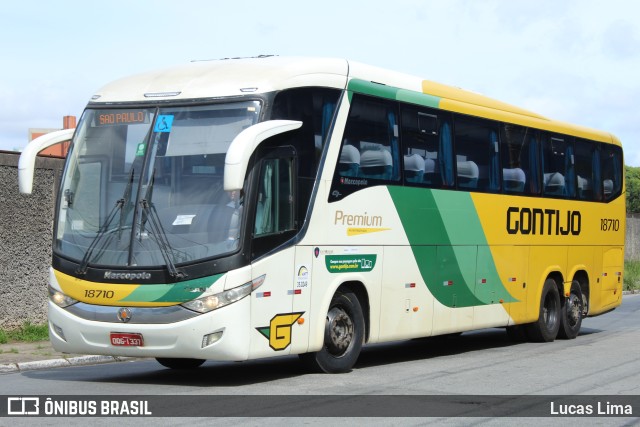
[248,147,300,359]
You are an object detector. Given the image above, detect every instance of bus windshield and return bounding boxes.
[56,101,261,269]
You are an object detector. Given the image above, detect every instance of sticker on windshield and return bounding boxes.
[136,143,146,156]
[154,115,174,133]
[172,214,196,226]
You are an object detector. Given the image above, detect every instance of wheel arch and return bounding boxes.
[572,269,590,315]
[545,271,565,300]
[336,281,370,343]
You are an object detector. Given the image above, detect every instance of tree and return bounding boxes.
[626,165,640,214]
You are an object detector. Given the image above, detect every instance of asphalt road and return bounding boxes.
[2,294,640,426]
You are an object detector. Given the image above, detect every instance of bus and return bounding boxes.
[19,56,625,373]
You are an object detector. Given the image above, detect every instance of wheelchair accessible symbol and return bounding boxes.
[154,115,174,133]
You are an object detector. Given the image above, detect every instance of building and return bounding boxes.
[27,115,76,158]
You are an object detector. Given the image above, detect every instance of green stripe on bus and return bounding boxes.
[120,274,224,303]
[348,79,440,108]
[396,89,439,109]
[387,186,516,307]
[348,79,399,99]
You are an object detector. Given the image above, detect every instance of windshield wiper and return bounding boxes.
[76,168,135,276]
[140,169,187,280]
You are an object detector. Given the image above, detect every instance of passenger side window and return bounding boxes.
[337,95,400,182]
[453,115,500,192]
[500,124,540,195]
[601,144,623,202]
[254,157,295,237]
[271,87,341,225]
[574,138,597,200]
[400,106,454,188]
[542,134,575,198]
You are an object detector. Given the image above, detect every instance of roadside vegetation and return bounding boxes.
[624,260,640,291]
[0,322,49,344]
[626,166,640,213]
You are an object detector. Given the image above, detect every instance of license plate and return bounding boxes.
[110,332,144,347]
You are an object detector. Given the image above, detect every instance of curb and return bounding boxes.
[0,355,136,374]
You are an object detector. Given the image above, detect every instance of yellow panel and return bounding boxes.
[422,80,547,120]
[421,79,618,144]
[471,193,625,247]
[599,247,624,310]
[526,246,568,320]
[490,246,529,325]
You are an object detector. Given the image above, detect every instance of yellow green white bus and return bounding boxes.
[19,56,625,373]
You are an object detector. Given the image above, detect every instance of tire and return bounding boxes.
[525,278,561,342]
[300,290,365,373]
[156,358,206,369]
[558,280,583,339]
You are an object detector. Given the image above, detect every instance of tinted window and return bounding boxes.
[601,143,623,202]
[254,157,295,237]
[574,138,598,200]
[453,115,500,192]
[500,124,540,195]
[272,87,340,220]
[337,94,400,182]
[542,134,575,198]
[400,105,453,187]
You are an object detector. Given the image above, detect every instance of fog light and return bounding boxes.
[52,323,66,342]
[202,331,223,348]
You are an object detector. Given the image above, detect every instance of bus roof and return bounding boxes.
[89,56,618,146]
[90,56,349,103]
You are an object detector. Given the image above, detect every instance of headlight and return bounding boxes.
[49,286,78,308]
[181,275,265,314]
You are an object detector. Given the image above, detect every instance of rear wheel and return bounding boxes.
[558,280,583,339]
[156,358,206,369]
[300,290,364,373]
[525,278,561,342]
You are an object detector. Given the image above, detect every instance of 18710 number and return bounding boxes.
[600,218,620,232]
[84,289,115,299]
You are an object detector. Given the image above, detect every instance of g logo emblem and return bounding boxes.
[256,312,304,351]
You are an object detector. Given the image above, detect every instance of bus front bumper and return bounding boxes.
[48,297,251,361]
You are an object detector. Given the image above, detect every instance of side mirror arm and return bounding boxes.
[19,128,75,194]
[224,120,302,191]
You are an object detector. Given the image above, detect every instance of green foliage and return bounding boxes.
[626,166,640,214]
[0,322,49,343]
[624,260,640,291]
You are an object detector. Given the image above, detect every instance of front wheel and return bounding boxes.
[156,358,206,369]
[299,290,364,373]
[525,278,561,342]
[558,281,583,339]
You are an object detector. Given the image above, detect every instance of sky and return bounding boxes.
[1,0,639,164]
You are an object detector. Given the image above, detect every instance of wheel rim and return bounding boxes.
[566,293,582,328]
[542,292,559,330]
[325,306,354,357]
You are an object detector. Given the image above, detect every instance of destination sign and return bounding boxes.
[95,110,149,126]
